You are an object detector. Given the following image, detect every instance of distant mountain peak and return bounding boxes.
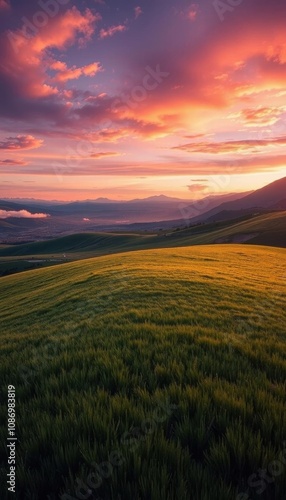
[185,176,286,224]
[131,194,189,202]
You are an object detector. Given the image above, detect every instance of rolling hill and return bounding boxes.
[0,211,285,262]
[0,245,285,499]
[0,232,152,257]
[164,211,286,248]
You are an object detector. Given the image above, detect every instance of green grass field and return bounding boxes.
[0,244,286,499]
[0,211,285,278]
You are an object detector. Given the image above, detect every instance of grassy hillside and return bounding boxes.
[1,211,286,257]
[0,233,155,277]
[165,211,286,247]
[0,245,286,499]
[0,232,153,256]
[0,211,285,279]
[0,212,285,279]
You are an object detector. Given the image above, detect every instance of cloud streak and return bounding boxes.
[0,135,43,150]
[173,136,286,154]
[52,61,101,82]
[99,24,126,39]
[187,183,209,193]
[0,210,49,219]
[0,158,28,166]
[89,152,123,159]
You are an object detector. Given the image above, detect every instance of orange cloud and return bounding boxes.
[184,134,206,140]
[83,63,101,77]
[3,7,100,100]
[7,7,99,56]
[126,3,286,135]
[206,23,286,100]
[99,25,126,39]
[239,107,284,126]
[0,135,43,150]
[173,136,286,154]
[29,7,99,53]
[53,61,101,82]
[50,61,67,72]
[90,152,123,159]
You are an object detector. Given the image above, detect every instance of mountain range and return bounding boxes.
[184,176,286,224]
[0,177,285,242]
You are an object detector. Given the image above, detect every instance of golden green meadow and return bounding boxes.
[0,211,286,279]
[0,245,286,499]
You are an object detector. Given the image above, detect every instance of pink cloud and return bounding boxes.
[0,210,49,219]
[187,183,209,193]
[119,2,286,141]
[1,7,100,104]
[50,61,67,72]
[99,25,126,39]
[0,135,43,150]
[0,0,9,10]
[29,7,100,53]
[134,7,143,20]
[187,4,199,22]
[0,159,28,166]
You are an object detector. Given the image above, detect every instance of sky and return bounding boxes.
[0,0,286,200]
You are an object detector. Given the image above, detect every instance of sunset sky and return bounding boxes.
[0,0,286,200]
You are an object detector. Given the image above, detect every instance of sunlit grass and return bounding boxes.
[0,245,285,499]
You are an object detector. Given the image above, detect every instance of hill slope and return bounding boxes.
[0,245,285,499]
[0,211,285,262]
[0,232,152,257]
[187,177,286,223]
[164,211,286,247]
